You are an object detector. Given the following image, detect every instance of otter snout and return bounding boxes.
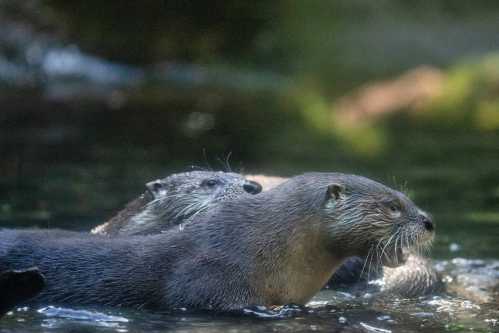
[243,180,262,195]
[419,212,434,232]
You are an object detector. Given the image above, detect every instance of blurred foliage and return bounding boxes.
[420,55,499,131]
[290,85,387,156]
[287,54,499,154]
[43,0,277,66]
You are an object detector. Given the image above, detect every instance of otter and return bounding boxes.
[248,174,441,297]
[0,268,45,317]
[0,173,433,311]
[91,171,262,236]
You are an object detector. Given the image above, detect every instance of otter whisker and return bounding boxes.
[185,196,213,219]
[366,247,374,281]
[375,238,384,265]
[413,233,421,255]
[225,152,233,172]
[185,203,212,225]
[373,238,383,272]
[418,233,428,255]
[413,233,420,254]
[427,237,434,250]
[174,202,198,219]
[360,245,374,280]
[366,241,379,281]
[381,232,393,256]
[174,200,204,220]
[380,233,396,262]
[399,229,407,256]
[144,194,189,210]
[393,231,401,264]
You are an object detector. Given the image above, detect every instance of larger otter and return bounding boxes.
[92,171,262,236]
[0,173,433,311]
[248,174,441,297]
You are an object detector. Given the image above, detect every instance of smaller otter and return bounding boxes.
[0,268,45,317]
[0,173,434,311]
[92,171,262,236]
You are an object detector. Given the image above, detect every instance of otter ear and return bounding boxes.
[146,180,167,198]
[327,183,344,201]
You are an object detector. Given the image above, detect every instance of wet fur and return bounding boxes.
[92,171,255,236]
[0,173,430,311]
[91,195,151,236]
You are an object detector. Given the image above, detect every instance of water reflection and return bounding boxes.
[3,284,498,333]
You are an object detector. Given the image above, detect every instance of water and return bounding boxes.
[1,290,497,332]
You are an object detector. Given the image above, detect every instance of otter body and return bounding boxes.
[0,173,433,311]
[0,229,168,308]
[92,171,262,236]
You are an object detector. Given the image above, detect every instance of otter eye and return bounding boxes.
[385,201,402,216]
[201,179,220,188]
[145,180,167,198]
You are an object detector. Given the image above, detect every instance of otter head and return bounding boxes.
[125,171,262,234]
[319,174,434,269]
[146,171,262,202]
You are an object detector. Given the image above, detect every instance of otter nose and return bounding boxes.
[420,214,434,232]
[243,181,262,195]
